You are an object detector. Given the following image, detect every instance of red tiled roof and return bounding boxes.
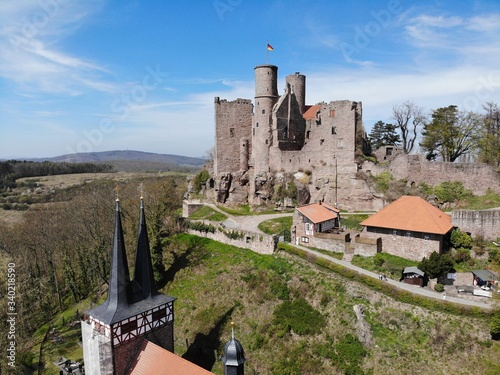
[303,105,321,119]
[360,196,453,234]
[128,340,214,375]
[296,203,339,224]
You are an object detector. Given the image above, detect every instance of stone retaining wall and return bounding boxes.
[187,228,276,255]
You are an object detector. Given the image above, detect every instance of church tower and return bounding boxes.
[222,324,246,375]
[81,198,176,375]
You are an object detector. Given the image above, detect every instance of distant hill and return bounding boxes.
[28,150,204,166]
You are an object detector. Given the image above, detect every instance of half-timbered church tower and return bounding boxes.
[81,198,176,374]
[81,198,245,374]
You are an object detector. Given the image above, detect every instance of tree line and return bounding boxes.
[368,101,500,166]
[0,160,114,189]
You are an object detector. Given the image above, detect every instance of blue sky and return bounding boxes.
[1,0,500,158]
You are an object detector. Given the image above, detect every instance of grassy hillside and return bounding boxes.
[16,233,500,374]
[161,234,499,375]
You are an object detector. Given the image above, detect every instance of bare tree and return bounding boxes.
[392,101,426,154]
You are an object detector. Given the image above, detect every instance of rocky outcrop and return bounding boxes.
[353,304,373,347]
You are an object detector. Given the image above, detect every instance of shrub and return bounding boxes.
[490,310,500,340]
[451,228,472,249]
[419,252,454,279]
[373,254,385,267]
[272,298,324,335]
[434,283,445,293]
[373,171,393,193]
[454,248,471,264]
[488,248,500,264]
[434,181,472,204]
[192,169,210,192]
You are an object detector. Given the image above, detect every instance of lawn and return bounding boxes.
[189,205,227,221]
[258,216,293,235]
[351,253,419,280]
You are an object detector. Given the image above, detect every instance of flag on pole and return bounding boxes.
[267,43,274,51]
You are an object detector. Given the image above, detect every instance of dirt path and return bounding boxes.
[203,203,292,233]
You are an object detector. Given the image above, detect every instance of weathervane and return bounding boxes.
[114,185,121,202]
[138,182,144,200]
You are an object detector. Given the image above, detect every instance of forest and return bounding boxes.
[0,160,114,189]
[0,173,186,373]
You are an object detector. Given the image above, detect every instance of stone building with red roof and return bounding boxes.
[360,195,454,261]
[293,202,351,252]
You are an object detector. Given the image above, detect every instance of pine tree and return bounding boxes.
[369,121,401,150]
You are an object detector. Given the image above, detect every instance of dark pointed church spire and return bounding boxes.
[102,198,132,319]
[133,196,159,300]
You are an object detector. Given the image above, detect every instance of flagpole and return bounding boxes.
[266,41,269,64]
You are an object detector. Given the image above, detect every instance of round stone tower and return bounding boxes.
[253,64,278,173]
[286,72,306,114]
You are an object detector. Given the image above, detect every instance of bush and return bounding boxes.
[454,248,471,264]
[272,298,324,335]
[373,254,385,267]
[434,283,445,293]
[434,181,472,204]
[491,310,500,340]
[451,228,472,249]
[419,252,454,279]
[192,169,210,192]
[373,171,393,193]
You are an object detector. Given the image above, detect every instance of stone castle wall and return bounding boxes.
[389,154,500,195]
[362,229,441,262]
[187,228,276,254]
[214,98,253,176]
[452,209,500,240]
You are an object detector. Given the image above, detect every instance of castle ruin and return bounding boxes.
[212,64,500,212]
[213,64,380,211]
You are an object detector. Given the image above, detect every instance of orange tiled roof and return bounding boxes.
[303,105,321,119]
[128,340,214,375]
[296,203,339,224]
[360,196,453,234]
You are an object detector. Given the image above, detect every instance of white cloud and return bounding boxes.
[0,1,114,96]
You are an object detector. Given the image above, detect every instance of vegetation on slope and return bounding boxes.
[162,235,499,374]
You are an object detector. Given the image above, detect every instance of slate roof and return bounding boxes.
[403,266,425,277]
[128,340,214,375]
[360,195,453,235]
[222,329,246,367]
[87,199,175,325]
[296,202,339,224]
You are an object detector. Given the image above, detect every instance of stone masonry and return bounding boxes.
[213,64,381,211]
